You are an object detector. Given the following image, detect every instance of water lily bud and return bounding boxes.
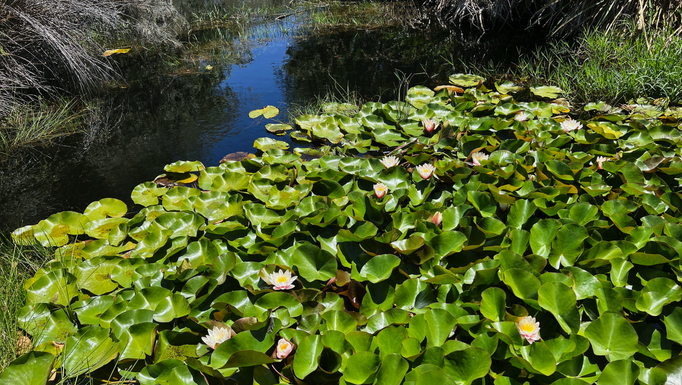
[276,338,294,359]
[596,156,609,170]
[422,119,439,134]
[430,211,442,226]
[516,316,541,344]
[416,163,436,179]
[373,182,388,199]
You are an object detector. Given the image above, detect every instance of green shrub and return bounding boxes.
[4,76,682,384]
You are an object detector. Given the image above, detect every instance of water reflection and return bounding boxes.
[0,7,543,234]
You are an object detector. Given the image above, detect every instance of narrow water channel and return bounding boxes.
[0,1,543,234]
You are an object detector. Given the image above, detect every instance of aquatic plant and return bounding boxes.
[5,74,682,384]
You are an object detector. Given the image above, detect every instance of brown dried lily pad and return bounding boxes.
[220,152,255,163]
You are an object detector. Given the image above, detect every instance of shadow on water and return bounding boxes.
[0,1,545,234]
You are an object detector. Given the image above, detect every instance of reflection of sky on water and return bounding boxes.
[0,7,543,233]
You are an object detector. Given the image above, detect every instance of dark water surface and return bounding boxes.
[0,1,543,234]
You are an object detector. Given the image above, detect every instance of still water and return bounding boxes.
[0,1,542,234]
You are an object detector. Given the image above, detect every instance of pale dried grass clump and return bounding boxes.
[419,0,682,37]
[0,0,187,116]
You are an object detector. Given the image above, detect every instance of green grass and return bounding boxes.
[0,238,52,372]
[510,23,682,105]
[0,99,85,158]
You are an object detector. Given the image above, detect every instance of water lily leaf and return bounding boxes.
[530,86,564,99]
[391,234,425,255]
[18,304,78,345]
[34,211,89,247]
[265,123,292,134]
[164,160,205,173]
[131,182,168,207]
[513,342,557,376]
[449,73,485,87]
[293,334,324,379]
[84,217,128,239]
[374,354,409,385]
[530,219,561,258]
[406,86,435,109]
[503,268,540,300]
[507,200,537,229]
[428,231,467,259]
[343,351,381,384]
[597,359,640,385]
[322,310,358,334]
[62,325,119,377]
[254,137,288,151]
[138,359,196,385]
[538,282,579,334]
[312,120,344,143]
[0,351,54,385]
[442,347,491,384]
[27,269,78,307]
[84,198,127,220]
[249,105,279,119]
[636,277,682,316]
[480,287,506,322]
[467,191,496,218]
[548,224,589,269]
[293,243,337,282]
[424,308,457,347]
[359,254,401,283]
[496,81,522,94]
[584,313,639,360]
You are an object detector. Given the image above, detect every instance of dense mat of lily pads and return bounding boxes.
[6,73,682,384]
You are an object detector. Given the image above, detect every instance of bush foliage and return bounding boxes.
[5,75,682,384]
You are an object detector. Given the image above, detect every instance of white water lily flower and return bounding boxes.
[430,211,442,226]
[276,338,294,359]
[380,155,400,169]
[516,316,541,344]
[514,111,530,122]
[596,156,609,170]
[471,151,489,166]
[422,119,439,134]
[265,269,297,290]
[560,118,582,132]
[374,182,388,199]
[416,163,436,179]
[202,326,231,349]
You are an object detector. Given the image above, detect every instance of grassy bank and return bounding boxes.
[0,238,51,371]
[514,24,682,105]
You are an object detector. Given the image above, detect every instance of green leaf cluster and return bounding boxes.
[6,77,682,385]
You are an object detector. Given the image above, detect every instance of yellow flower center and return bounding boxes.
[280,344,288,351]
[520,322,535,333]
[277,276,288,283]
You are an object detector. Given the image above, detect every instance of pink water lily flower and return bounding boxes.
[516,316,541,344]
[430,212,443,227]
[416,163,436,179]
[276,338,294,359]
[471,151,489,166]
[380,155,400,169]
[560,117,582,133]
[596,156,609,170]
[423,119,439,134]
[265,269,297,290]
[374,182,388,199]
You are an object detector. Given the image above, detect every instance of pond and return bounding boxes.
[0,0,543,234]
